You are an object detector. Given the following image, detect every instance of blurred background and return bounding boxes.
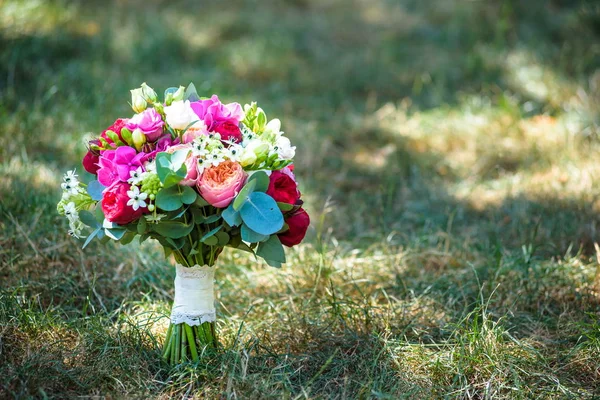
[1,0,600,398]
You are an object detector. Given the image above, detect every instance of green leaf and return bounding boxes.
[120,231,136,245]
[171,149,189,171]
[180,186,197,204]
[201,226,222,243]
[203,236,218,246]
[82,227,101,249]
[257,235,286,266]
[241,224,268,243]
[137,217,147,234]
[277,202,294,212]
[153,220,194,238]
[257,111,266,132]
[105,228,126,241]
[222,204,242,226]
[215,231,230,246]
[194,196,209,207]
[185,82,199,102]
[235,241,255,254]
[155,185,184,211]
[248,171,270,192]
[204,214,222,224]
[79,210,100,228]
[239,192,284,235]
[233,179,257,211]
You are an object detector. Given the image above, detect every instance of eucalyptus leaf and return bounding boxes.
[155,185,183,211]
[233,179,257,211]
[239,192,284,235]
[105,228,126,241]
[248,171,270,192]
[222,204,242,227]
[215,231,230,246]
[241,224,268,243]
[204,236,218,246]
[153,220,194,238]
[180,185,197,204]
[87,180,105,201]
[82,227,100,249]
[120,232,136,245]
[79,210,100,228]
[201,226,222,243]
[184,82,199,102]
[257,235,286,264]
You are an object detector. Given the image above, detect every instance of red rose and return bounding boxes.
[101,182,145,225]
[278,208,310,247]
[266,170,300,205]
[82,150,100,174]
[212,121,242,143]
[100,118,128,144]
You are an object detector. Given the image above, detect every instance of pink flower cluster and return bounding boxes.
[82,95,246,225]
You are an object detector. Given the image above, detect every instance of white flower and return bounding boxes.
[127,167,144,185]
[144,159,156,172]
[63,170,79,186]
[265,118,282,135]
[164,100,199,130]
[61,181,80,196]
[68,219,84,238]
[63,202,78,221]
[197,157,208,175]
[225,144,242,162]
[274,135,296,160]
[191,137,209,157]
[208,150,225,167]
[126,185,148,211]
[145,213,167,223]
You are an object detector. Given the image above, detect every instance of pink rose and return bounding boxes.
[190,95,244,131]
[165,144,198,186]
[197,161,246,208]
[125,108,164,142]
[101,182,145,225]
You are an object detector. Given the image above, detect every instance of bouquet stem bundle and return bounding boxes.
[161,321,217,364]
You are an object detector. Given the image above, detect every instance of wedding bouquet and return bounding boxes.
[57,83,310,365]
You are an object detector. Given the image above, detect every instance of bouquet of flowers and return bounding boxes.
[57,83,310,365]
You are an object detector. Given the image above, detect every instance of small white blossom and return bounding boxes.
[144,159,156,172]
[145,213,167,223]
[61,181,81,196]
[68,219,84,238]
[225,144,242,162]
[63,202,79,221]
[208,150,225,167]
[197,158,208,175]
[63,170,79,186]
[127,167,144,185]
[126,185,148,211]
[192,138,209,157]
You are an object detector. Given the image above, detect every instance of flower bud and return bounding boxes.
[140,82,158,103]
[172,86,185,102]
[132,128,147,151]
[148,204,155,212]
[131,88,147,113]
[239,148,258,167]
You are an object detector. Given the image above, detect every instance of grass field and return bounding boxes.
[1,0,600,398]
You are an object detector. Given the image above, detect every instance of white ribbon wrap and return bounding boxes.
[170,264,216,326]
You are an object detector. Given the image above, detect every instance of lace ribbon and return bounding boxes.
[170,264,216,326]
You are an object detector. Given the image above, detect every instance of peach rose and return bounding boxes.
[197,161,246,208]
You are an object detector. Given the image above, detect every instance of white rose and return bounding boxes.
[164,100,197,130]
[275,135,296,160]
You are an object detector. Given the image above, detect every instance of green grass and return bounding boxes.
[1,0,600,398]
